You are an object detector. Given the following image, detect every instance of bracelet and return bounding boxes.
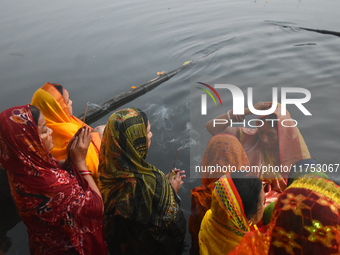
[227,110,232,121]
[79,170,92,176]
[80,173,92,176]
[167,170,176,180]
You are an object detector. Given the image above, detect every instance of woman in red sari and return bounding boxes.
[0,105,107,255]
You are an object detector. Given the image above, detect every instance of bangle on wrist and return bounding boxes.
[79,170,92,176]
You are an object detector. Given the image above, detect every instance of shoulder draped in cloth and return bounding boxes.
[98,108,186,255]
[229,175,340,255]
[199,175,251,254]
[31,82,101,179]
[0,105,107,255]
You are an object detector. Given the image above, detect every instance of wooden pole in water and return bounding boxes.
[77,60,193,125]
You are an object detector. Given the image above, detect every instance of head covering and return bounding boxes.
[0,105,107,255]
[31,82,101,178]
[202,133,250,187]
[189,134,249,255]
[199,175,251,255]
[98,108,185,254]
[240,103,311,196]
[229,175,340,255]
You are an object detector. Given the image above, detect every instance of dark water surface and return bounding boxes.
[1,0,340,254]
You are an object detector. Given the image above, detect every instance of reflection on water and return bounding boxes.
[0,168,21,254]
[1,0,340,254]
[0,197,21,255]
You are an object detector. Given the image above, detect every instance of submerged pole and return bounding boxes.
[78,60,192,125]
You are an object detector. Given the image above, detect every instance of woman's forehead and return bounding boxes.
[63,89,69,100]
[259,122,277,133]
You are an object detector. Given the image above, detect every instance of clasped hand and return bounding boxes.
[66,126,92,170]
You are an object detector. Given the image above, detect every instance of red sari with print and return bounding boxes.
[0,105,107,255]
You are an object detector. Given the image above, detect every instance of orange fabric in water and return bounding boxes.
[189,134,249,255]
[31,82,101,179]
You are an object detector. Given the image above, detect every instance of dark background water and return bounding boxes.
[1,0,340,254]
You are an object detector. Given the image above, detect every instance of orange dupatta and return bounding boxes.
[189,134,249,255]
[31,82,101,179]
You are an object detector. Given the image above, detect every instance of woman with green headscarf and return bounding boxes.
[98,108,186,255]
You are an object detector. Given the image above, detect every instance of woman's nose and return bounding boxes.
[261,135,268,144]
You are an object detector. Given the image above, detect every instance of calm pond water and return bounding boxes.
[1,0,340,254]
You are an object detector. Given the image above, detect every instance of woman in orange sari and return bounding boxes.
[229,159,340,255]
[206,102,311,203]
[199,173,265,254]
[189,134,249,255]
[31,82,104,180]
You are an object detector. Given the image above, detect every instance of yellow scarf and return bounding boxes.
[199,175,250,254]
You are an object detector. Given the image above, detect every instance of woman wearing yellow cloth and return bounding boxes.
[31,82,104,179]
[199,172,265,254]
[189,134,250,255]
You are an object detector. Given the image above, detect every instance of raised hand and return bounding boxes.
[68,126,92,170]
[168,168,186,193]
[253,101,272,110]
[93,124,106,139]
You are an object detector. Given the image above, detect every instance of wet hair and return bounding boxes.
[260,113,278,128]
[52,83,64,95]
[230,172,263,220]
[29,105,41,126]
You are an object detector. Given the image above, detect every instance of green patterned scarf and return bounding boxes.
[98,108,179,228]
